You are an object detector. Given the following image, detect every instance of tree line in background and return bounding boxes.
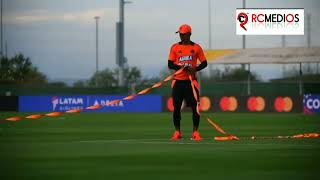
[0,54,142,88]
[202,66,261,82]
[73,67,141,88]
[1,54,319,89]
[0,54,47,85]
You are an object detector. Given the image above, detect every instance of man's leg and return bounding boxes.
[173,83,183,131]
[185,81,200,132]
[191,103,202,140]
[191,104,200,131]
[171,81,184,140]
[186,81,202,140]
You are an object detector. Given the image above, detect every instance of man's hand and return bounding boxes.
[185,67,196,75]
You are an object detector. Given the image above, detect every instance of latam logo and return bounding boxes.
[303,94,320,113]
[236,8,304,35]
[51,96,85,111]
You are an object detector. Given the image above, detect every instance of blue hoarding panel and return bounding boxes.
[87,95,161,112]
[19,95,162,113]
[19,96,89,112]
[303,94,320,114]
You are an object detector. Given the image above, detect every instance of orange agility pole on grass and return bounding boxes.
[207,117,227,135]
[207,117,240,141]
[25,114,42,119]
[292,133,320,138]
[214,135,239,141]
[2,68,185,122]
[5,117,23,121]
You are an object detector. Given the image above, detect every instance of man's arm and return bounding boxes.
[186,60,207,75]
[168,60,181,70]
[196,60,207,71]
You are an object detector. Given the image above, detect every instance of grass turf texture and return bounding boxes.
[0,112,319,180]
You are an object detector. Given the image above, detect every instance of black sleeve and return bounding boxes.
[196,60,207,71]
[168,60,181,70]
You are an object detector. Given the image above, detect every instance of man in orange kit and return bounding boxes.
[168,24,208,141]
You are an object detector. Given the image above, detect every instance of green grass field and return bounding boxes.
[0,112,319,180]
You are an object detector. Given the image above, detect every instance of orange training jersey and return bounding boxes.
[168,42,206,80]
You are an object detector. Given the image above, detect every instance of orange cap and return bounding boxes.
[176,24,192,34]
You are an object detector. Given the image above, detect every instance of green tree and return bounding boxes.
[220,67,260,82]
[0,56,13,81]
[272,64,320,82]
[126,66,141,84]
[73,66,142,88]
[113,66,142,85]
[0,53,47,84]
[46,81,67,88]
[73,80,88,88]
[11,54,32,82]
[159,66,171,79]
[23,67,47,85]
[89,68,116,88]
[203,66,260,82]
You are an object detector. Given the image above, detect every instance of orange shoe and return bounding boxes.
[171,131,182,141]
[191,131,202,141]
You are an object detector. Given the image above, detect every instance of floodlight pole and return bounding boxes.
[299,62,303,95]
[307,14,311,48]
[94,16,100,74]
[241,0,251,95]
[0,0,3,58]
[208,0,212,50]
[247,63,251,95]
[282,35,286,78]
[298,14,311,95]
[242,0,246,70]
[202,0,213,94]
[242,0,246,50]
[118,0,125,87]
[117,0,132,87]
